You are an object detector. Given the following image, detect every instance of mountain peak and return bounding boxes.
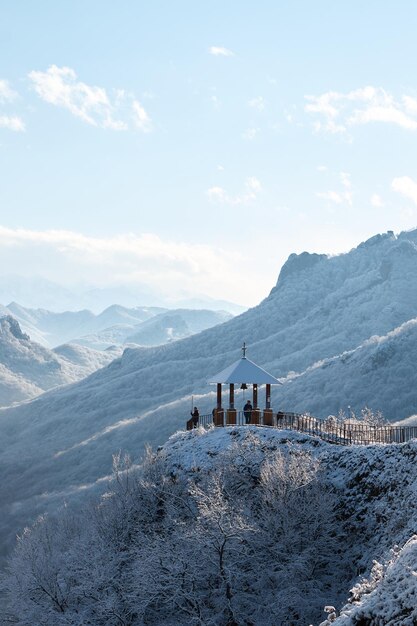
[357,230,396,250]
[0,315,30,341]
[277,251,327,284]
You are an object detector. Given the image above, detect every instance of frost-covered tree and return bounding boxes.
[2,435,346,626]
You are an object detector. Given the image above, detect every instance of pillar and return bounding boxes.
[263,382,273,425]
[214,383,224,426]
[265,384,271,409]
[251,384,260,424]
[226,382,236,424]
[217,383,222,409]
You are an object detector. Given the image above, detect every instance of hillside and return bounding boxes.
[3,427,417,625]
[0,315,122,407]
[0,302,232,349]
[1,302,166,347]
[2,229,417,564]
[124,308,232,346]
[277,316,417,418]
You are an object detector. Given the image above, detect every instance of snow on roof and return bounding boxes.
[208,357,281,385]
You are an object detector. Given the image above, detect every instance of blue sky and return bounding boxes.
[1,1,417,307]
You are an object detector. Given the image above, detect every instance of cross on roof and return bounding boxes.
[242,342,247,358]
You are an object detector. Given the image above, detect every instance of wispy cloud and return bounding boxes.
[0,115,25,132]
[206,176,262,205]
[210,95,221,110]
[131,100,152,132]
[0,79,25,131]
[305,86,417,134]
[316,171,352,205]
[0,79,17,103]
[248,96,265,111]
[370,193,384,208]
[242,127,259,140]
[392,176,417,205]
[28,65,151,132]
[208,46,234,57]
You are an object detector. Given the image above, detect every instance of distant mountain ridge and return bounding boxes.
[2,228,417,566]
[0,275,246,315]
[0,315,122,407]
[0,302,233,349]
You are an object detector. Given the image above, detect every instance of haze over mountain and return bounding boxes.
[0,315,122,407]
[2,229,417,565]
[0,276,245,316]
[0,302,233,349]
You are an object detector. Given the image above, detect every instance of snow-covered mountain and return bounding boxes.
[3,427,417,625]
[2,228,417,566]
[0,275,246,315]
[0,302,232,349]
[0,315,122,407]
[124,308,232,346]
[276,316,417,418]
[1,302,166,347]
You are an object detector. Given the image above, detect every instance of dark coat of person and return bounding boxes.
[191,407,199,427]
[243,401,252,424]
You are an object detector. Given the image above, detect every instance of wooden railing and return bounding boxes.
[186,411,417,446]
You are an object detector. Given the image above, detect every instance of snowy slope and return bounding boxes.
[276,316,417,419]
[124,308,232,346]
[330,536,417,625]
[3,302,165,347]
[4,427,417,625]
[1,302,231,349]
[3,229,417,565]
[0,315,122,407]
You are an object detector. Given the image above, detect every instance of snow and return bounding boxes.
[4,426,417,624]
[1,302,232,349]
[208,355,280,384]
[3,227,417,596]
[330,536,417,625]
[0,315,123,407]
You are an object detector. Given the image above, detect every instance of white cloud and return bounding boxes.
[0,79,25,131]
[371,193,384,208]
[131,100,152,132]
[246,176,262,192]
[242,127,259,140]
[392,176,417,205]
[316,191,345,204]
[340,171,351,189]
[206,177,262,205]
[248,96,265,111]
[317,165,328,172]
[28,65,151,132]
[206,186,227,202]
[316,172,352,205]
[0,115,25,132]
[0,226,254,303]
[305,86,417,134]
[0,79,17,103]
[208,46,234,57]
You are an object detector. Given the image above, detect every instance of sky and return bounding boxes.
[2,0,417,309]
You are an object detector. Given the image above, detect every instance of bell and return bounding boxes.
[240,383,248,390]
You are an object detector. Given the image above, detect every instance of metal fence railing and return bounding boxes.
[186,410,417,446]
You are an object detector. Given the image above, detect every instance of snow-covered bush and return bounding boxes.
[2,434,343,626]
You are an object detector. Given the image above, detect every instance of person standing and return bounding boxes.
[190,406,199,428]
[243,400,252,424]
